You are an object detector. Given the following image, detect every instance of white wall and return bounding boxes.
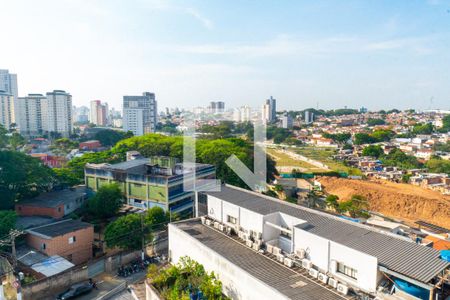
[239,208,264,235]
[169,224,290,300]
[207,195,223,222]
[329,241,378,293]
[222,201,240,226]
[294,227,330,272]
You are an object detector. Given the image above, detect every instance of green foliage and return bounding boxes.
[362,145,384,158]
[382,148,423,170]
[88,183,123,219]
[149,256,229,300]
[0,151,56,209]
[322,133,351,144]
[273,184,284,192]
[94,129,133,147]
[53,168,80,188]
[104,213,142,250]
[367,118,386,126]
[111,134,278,189]
[354,133,377,145]
[433,142,450,152]
[412,123,433,135]
[50,138,79,156]
[0,210,17,237]
[426,158,450,175]
[144,206,169,231]
[325,194,339,211]
[67,151,122,183]
[402,174,412,183]
[337,195,369,218]
[442,115,450,131]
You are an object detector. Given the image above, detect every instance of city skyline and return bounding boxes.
[1,1,450,111]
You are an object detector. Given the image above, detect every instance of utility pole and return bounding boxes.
[0,230,24,300]
[141,213,145,261]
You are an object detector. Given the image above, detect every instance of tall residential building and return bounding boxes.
[90,100,109,126]
[0,69,18,100]
[280,111,293,129]
[208,101,225,114]
[123,92,157,136]
[0,90,15,129]
[304,110,314,124]
[46,90,72,137]
[16,94,48,136]
[262,96,277,123]
[73,105,90,123]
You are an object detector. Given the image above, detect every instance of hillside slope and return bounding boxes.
[318,177,450,228]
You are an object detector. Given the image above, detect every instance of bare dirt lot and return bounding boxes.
[318,177,450,229]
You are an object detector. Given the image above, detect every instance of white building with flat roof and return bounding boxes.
[16,94,48,136]
[123,92,157,136]
[46,90,72,137]
[0,90,15,129]
[168,185,449,300]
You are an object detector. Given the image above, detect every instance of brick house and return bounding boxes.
[26,219,94,265]
[16,186,88,219]
[79,140,102,151]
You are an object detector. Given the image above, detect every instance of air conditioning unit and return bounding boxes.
[318,273,328,284]
[226,227,232,235]
[200,216,206,224]
[266,244,274,254]
[337,283,349,295]
[213,222,220,229]
[328,278,338,289]
[296,249,306,259]
[272,247,281,256]
[284,258,293,268]
[309,268,319,279]
[256,232,262,239]
[302,259,313,270]
[218,224,224,231]
[252,243,260,251]
[205,219,212,226]
[277,254,285,263]
[246,240,253,248]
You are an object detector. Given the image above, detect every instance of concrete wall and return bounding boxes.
[207,195,223,221]
[294,227,330,272]
[239,208,264,235]
[169,224,289,300]
[16,204,64,219]
[329,241,379,293]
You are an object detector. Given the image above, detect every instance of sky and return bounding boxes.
[1,0,450,111]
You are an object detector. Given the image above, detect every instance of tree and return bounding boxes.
[382,148,423,170]
[426,158,450,175]
[145,206,169,230]
[0,125,8,148]
[53,168,80,188]
[9,132,26,149]
[354,133,377,145]
[325,194,339,211]
[94,129,133,147]
[367,119,386,126]
[88,183,123,219]
[442,115,450,131]
[50,138,79,156]
[104,214,142,250]
[0,211,17,237]
[412,123,433,135]
[362,145,383,158]
[0,151,56,209]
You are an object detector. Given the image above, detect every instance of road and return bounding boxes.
[46,270,147,300]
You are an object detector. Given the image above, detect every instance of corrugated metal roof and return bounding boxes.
[205,185,449,283]
[174,220,349,300]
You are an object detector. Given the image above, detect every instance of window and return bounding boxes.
[337,262,358,280]
[41,243,46,250]
[68,236,76,244]
[227,215,237,224]
[280,230,292,239]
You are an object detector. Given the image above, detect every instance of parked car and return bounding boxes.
[56,282,93,300]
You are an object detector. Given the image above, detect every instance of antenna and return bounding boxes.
[428,96,434,110]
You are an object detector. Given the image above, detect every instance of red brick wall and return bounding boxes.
[16,204,65,219]
[27,226,94,265]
